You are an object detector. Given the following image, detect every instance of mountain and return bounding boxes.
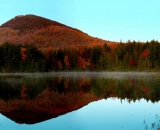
[1,14,67,31]
[0,14,118,50]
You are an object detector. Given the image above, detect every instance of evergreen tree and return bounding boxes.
[91,46,101,69]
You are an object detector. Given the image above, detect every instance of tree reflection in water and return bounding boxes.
[0,72,159,125]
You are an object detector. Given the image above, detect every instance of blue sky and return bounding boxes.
[0,0,160,42]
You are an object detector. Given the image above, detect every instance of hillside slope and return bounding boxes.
[0,15,118,49]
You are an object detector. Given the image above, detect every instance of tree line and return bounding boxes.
[0,40,160,72]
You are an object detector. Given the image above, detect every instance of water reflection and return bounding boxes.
[0,72,160,128]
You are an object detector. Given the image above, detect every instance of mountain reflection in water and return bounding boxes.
[0,72,160,126]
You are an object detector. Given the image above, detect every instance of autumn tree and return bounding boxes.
[64,55,71,69]
[21,47,27,62]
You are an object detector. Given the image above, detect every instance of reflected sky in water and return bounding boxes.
[0,98,160,130]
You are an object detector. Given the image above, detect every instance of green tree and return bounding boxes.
[91,46,101,69]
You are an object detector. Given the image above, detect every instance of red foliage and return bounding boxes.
[142,49,149,58]
[109,51,113,57]
[143,86,149,94]
[91,64,95,70]
[129,59,134,68]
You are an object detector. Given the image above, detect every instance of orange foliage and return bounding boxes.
[21,47,27,62]
[64,78,70,89]
[21,84,27,98]
[78,56,86,70]
[57,60,62,70]
[64,55,71,69]
[78,78,90,88]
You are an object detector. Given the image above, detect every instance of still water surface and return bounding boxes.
[0,72,160,130]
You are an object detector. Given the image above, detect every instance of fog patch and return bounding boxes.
[0,72,159,80]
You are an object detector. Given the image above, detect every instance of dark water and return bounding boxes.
[0,72,160,130]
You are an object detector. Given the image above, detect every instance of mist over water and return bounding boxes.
[0,71,159,78]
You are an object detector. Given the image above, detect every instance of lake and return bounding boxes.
[0,72,160,130]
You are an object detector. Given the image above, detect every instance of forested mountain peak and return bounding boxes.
[0,14,118,49]
[0,14,69,31]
